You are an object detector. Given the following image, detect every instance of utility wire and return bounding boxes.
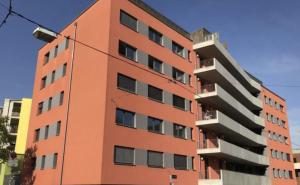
[0,0,12,29]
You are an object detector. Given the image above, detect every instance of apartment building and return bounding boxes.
[24,0,296,185]
[0,98,32,185]
[293,149,300,184]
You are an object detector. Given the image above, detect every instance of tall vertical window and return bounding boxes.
[44,52,50,65]
[116,108,135,128]
[173,95,185,110]
[54,45,58,57]
[59,91,64,105]
[41,76,47,89]
[37,102,43,115]
[148,85,163,102]
[48,97,52,111]
[174,154,187,170]
[147,117,163,134]
[45,125,49,139]
[35,129,40,142]
[147,151,163,168]
[172,68,185,83]
[41,155,46,170]
[119,41,137,61]
[56,121,61,136]
[148,56,163,73]
[120,10,137,31]
[173,124,186,139]
[65,38,70,49]
[149,27,162,45]
[172,41,184,57]
[51,70,56,83]
[53,153,58,169]
[63,63,67,76]
[117,74,136,93]
[114,146,134,165]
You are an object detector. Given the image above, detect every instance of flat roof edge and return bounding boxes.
[128,0,191,40]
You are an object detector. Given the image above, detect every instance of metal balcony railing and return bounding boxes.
[197,138,219,149]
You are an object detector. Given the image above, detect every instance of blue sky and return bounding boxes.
[0,0,299,146]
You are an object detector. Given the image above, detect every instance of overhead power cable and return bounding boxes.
[0,0,12,29]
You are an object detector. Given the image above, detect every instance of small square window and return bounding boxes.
[173,124,186,139]
[148,85,163,102]
[174,154,187,170]
[119,41,137,61]
[117,74,136,93]
[114,146,134,165]
[172,41,184,57]
[120,10,137,31]
[116,108,135,128]
[147,151,163,168]
[173,95,185,110]
[172,68,185,83]
[148,56,163,73]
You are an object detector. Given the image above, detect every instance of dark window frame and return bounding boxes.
[41,155,46,170]
[117,74,136,94]
[148,85,163,103]
[59,91,64,106]
[41,76,47,89]
[119,41,137,61]
[172,41,184,57]
[173,123,186,139]
[114,146,135,165]
[44,52,50,65]
[172,68,185,83]
[148,27,163,45]
[120,10,138,31]
[173,94,185,110]
[37,102,43,115]
[147,117,163,134]
[147,150,164,168]
[116,108,135,128]
[35,129,40,142]
[45,125,49,139]
[148,56,163,73]
[174,154,187,170]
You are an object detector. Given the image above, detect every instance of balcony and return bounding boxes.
[194,58,262,111]
[198,170,270,185]
[193,34,261,94]
[197,110,266,147]
[195,84,264,128]
[295,163,300,170]
[197,139,269,166]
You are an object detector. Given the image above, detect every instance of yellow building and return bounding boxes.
[0,98,32,185]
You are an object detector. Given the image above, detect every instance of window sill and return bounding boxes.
[114,162,136,166]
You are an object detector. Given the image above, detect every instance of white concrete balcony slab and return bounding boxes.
[195,84,264,129]
[194,58,262,111]
[197,139,269,166]
[295,163,300,170]
[196,110,266,147]
[193,35,261,94]
[199,170,270,185]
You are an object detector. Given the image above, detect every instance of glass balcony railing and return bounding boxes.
[202,110,217,120]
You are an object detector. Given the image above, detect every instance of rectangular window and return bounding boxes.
[172,68,185,83]
[147,117,163,134]
[172,41,184,57]
[63,63,67,76]
[117,74,136,93]
[116,108,135,128]
[45,125,49,139]
[148,85,163,102]
[173,124,186,139]
[120,10,137,31]
[114,146,134,165]
[35,129,40,142]
[48,97,52,111]
[54,45,58,57]
[174,154,187,170]
[119,41,137,61]
[51,70,56,83]
[65,38,70,49]
[56,121,61,136]
[41,155,46,170]
[37,102,43,115]
[41,76,47,89]
[147,151,163,168]
[59,91,64,105]
[53,153,58,169]
[148,56,163,73]
[149,27,162,45]
[173,95,185,110]
[44,52,50,64]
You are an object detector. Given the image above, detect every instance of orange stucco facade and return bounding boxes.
[23,0,296,185]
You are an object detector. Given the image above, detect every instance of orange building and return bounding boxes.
[23,0,296,185]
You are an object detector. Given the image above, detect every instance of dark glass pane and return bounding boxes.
[124,111,134,127]
[115,146,134,165]
[148,85,163,102]
[172,68,184,83]
[173,124,185,139]
[149,56,162,73]
[173,95,185,109]
[116,109,124,125]
[126,45,136,60]
[174,154,187,170]
[149,28,162,45]
[148,151,163,167]
[117,74,136,93]
[120,11,137,31]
